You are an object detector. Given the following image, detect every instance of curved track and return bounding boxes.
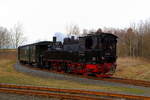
[22,64,150,88]
[0,83,150,100]
[76,75,150,87]
[99,77,150,87]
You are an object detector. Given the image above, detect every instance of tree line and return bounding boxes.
[103,19,150,59]
[67,19,150,59]
[1,19,150,59]
[0,23,25,49]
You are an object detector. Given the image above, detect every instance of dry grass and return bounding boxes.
[0,50,148,94]
[0,49,16,59]
[114,57,150,81]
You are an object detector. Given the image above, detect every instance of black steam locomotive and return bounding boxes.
[18,29,118,77]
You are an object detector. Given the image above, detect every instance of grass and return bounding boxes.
[114,57,150,81]
[0,50,149,95]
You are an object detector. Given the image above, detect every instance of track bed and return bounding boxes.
[0,83,150,100]
[13,63,150,97]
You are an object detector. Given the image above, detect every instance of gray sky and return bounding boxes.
[0,0,150,43]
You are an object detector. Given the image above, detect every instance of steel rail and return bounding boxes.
[0,88,102,100]
[82,76,150,87]
[20,64,150,88]
[21,64,150,87]
[0,83,150,100]
[102,77,150,87]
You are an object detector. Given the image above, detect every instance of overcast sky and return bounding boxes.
[0,0,150,43]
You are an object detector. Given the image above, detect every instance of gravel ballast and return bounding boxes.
[14,63,150,97]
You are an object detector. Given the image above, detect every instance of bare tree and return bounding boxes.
[11,23,26,48]
[82,29,88,36]
[88,29,96,34]
[96,28,102,33]
[0,27,11,49]
[137,19,150,58]
[66,24,80,36]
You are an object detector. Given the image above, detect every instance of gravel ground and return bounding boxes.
[14,63,150,97]
[0,93,60,100]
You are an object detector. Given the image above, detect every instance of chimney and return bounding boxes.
[53,37,57,42]
[71,36,74,40]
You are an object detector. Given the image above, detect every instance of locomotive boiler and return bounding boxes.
[18,29,118,77]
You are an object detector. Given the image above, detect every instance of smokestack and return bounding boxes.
[53,37,57,42]
[71,36,74,40]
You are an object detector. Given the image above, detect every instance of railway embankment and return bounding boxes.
[14,63,150,97]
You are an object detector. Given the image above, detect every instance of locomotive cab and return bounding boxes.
[85,36,93,49]
[83,33,117,63]
[101,34,117,62]
[79,32,118,77]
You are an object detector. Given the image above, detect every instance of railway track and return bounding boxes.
[99,77,150,87]
[22,63,150,88]
[78,75,150,87]
[0,83,150,100]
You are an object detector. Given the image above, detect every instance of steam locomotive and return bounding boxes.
[18,29,118,77]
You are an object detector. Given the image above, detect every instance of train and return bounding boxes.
[18,29,118,77]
